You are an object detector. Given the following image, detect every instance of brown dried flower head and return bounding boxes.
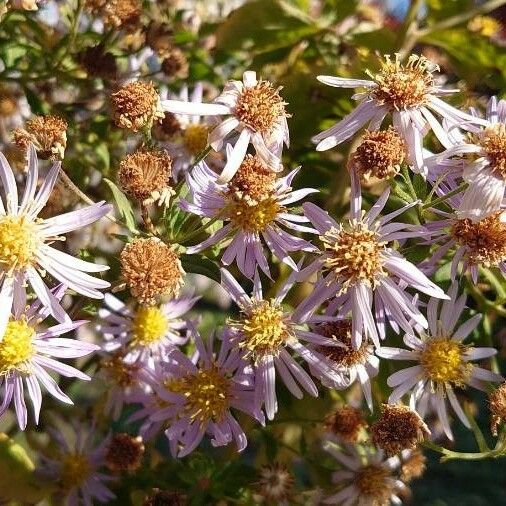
[118,149,173,205]
[120,238,185,303]
[161,48,189,79]
[400,449,427,482]
[489,382,506,436]
[145,21,173,55]
[152,112,182,141]
[105,433,145,473]
[13,115,68,160]
[371,404,430,455]
[143,489,187,506]
[350,127,406,181]
[111,81,164,132]
[324,406,367,443]
[77,45,117,80]
[85,0,141,30]
[255,463,294,503]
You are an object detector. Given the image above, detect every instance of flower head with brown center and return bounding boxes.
[350,127,406,181]
[451,212,506,267]
[223,155,281,233]
[322,221,387,291]
[118,149,173,205]
[161,47,189,79]
[255,463,294,503]
[235,80,287,135]
[152,112,181,141]
[353,464,395,505]
[111,81,163,132]
[101,352,140,388]
[370,54,437,110]
[13,115,67,160]
[489,382,506,436]
[105,433,145,473]
[478,124,506,179]
[120,238,184,304]
[324,406,367,442]
[85,0,141,30]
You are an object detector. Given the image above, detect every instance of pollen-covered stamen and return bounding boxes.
[478,124,506,178]
[370,54,437,110]
[420,337,472,386]
[59,453,92,490]
[130,306,168,347]
[324,406,367,443]
[451,212,506,267]
[232,299,294,360]
[176,366,231,424]
[354,464,395,504]
[315,321,368,367]
[0,319,35,375]
[234,80,287,134]
[322,222,386,290]
[350,127,406,180]
[224,156,281,233]
[0,216,40,272]
[183,124,209,156]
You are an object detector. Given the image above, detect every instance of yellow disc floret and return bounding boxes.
[59,453,92,491]
[183,124,209,156]
[130,306,168,347]
[0,318,35,375]
[0,216,39,272]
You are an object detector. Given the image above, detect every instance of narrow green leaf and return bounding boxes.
[103,178,138,233]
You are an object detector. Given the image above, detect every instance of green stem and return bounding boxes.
[423,440,506,462]
[397,0,425,56]
[178,216,221,245]
[421,182,468,210]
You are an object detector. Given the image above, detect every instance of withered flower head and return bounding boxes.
[85,0,141,30]
[111,81,164,132]
[118,148,173,205]
[145,21,173,55]
[371,404,430,455]
[255,463,294,504]
[120,238,185,303]
[489,382,506,436]
[143,489,187,506]
[77,45,117,80]
[105,433,145,473]
[350,127,406,181]
[152,112,181,141]
[13,115,67,160]
[400,449,427,482]
[324,406,367,443]
[161,48,189,79]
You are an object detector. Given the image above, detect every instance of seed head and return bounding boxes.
[105,433,145,473]
[152,112,181,141]
[145,21,173,55]
[255,463,294,503]
[324,406,367,442]
[77,45,117,80]
[161,48,189,79]
[489,382,506,436]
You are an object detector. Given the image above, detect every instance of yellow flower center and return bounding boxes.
[130,305,168,347]
[233,300,293,359]
[478,124,506,178]
[354,464,394,504]
[183,124,209,156]
[59,453,92,490]
[0,319,35,375]
[0,216,40,272]
[323,222,386,290]
[235,80,286,134]
[468,15,502,37]
[420,338,472,386]
[224,194,280,233]
[370,54,435,110]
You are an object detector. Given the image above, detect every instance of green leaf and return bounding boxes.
[181,254,221,283]
[103,178,138,233]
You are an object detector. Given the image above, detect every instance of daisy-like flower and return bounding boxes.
[322,437,408,505]
[428,97,506,220]
[377,283,502,440]
[307,319,379,411]
[0,286,98,430]
[0,145,111,335]
[40,424,116,505]
[149,327,264,457]
[98,292,199,364]
[162,70,289,182]
[313,54,485,175]
[298,173,447,349]
[222,268,346,420]
[182,155,316,279]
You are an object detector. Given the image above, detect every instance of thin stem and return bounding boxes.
[398,0,425,57]
[178,215,221,245]
[421,182,468,210]
[141,202,157,235]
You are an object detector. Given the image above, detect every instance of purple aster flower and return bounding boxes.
[296,172,448,349]
[0,286,98,430]
[98,292,199,364]
[377,282,502,440]
[40,424,116,505]
[426,96,506,220]
[313,54,485,175]
[149,326,263,457]
[162,70,289,182]
[181,154,316,279]
[221,268,347,420]
[0,144,111,335]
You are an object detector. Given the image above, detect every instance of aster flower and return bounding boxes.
[182,155,316,279]
[377,282,502,440]
[427,96,506,220]
[149,327,264,457]
[162,70,289,182]
[297,173,447,349]
[0,286,98,429]
[40,424,116,505]
[222,268,347,420]
[0,145,111,335]
[322,437,408,505]
[313,54,485,175]
[98,292,199,363]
